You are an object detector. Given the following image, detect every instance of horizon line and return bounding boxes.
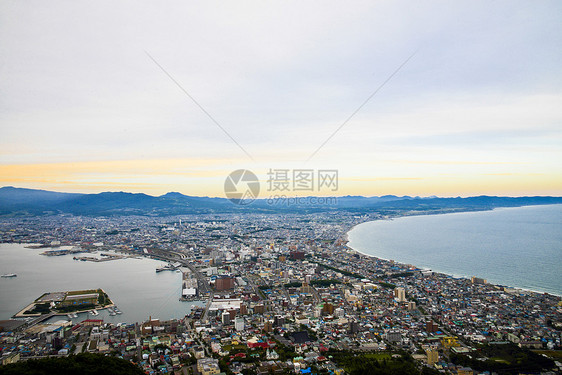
[2,186,562,200]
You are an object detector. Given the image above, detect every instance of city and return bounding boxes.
[2,0,562,374]
[1,213,560,374]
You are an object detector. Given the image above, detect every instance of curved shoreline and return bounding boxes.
[344,205,562,297]
[0,243,193,322]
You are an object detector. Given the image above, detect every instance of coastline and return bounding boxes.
[0,243,193,322]
[344,204,562,298]
[350,244,561,297]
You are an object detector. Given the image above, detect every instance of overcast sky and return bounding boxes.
[1,0,561,197]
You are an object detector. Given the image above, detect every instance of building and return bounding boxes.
[263,320,273,333]
[394,287,406,302]
[215,276,235,291]
[253,304,265,314]
[349,321,360,335]
[274,315,285,327]
[471,276,487,285]
[221,312,231,325]
[300,283,314,294]
[290,251,305,260]
[234,317,245,331]
[182,288,197,297]
[197,358,221,375]
[239,303,248,315]
[385,330,402,344]
[426,320,439,333]
[141,318,162,335]
[322,303,334,316]
[457,367,474,375]
[1,352,20,365]
[61,293,99,307]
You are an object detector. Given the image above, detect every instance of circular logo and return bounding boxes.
[224,169,260,205]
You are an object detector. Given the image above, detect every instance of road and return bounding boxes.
[155,251,213,322]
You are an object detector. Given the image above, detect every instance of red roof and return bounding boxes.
[248,341,269,349]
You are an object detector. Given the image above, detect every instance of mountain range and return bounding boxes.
[1,186,561,216]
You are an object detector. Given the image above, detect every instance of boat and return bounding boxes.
[114,307,122,314]
[67,314,73,319]
[91,310,99,316]
[108,308,116,316]
[1,273,17,278]
[72,313,78,318]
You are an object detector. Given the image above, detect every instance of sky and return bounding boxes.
[1,0,561,198]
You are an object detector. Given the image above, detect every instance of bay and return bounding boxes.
[0,243,203,322]
[347,204,562,296]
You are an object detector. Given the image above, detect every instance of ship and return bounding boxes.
[1,273,17,278]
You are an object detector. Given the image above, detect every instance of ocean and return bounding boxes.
[0,244,203,322]
[347,204,562,296]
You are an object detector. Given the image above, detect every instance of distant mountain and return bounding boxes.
[0,186,83,215]
[1,186,561,216]
[0,186,81,204]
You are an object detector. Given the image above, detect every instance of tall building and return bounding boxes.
[274,315,285,327]
[215,276,235,291]
[221,312,231,325]
[254,304,265,314]
[263,320,273,332]
[234,317,245,331]
[394,287,406,302]
[426,320,439,333]
[349,321,360,334]
[239,304,248,315]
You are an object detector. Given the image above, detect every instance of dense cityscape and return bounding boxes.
[1,212,560,374]
[2,0,562,374]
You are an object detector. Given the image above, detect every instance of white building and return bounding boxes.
[234,317,245,331]
[221,312,231,325]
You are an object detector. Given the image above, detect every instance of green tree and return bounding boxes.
[0,353,144,375]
